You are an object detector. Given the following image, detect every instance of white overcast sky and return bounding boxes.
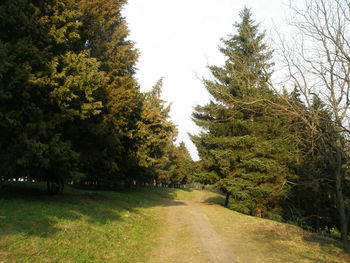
[123,0,297,160]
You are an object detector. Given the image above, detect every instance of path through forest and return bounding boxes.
[147,190,350,263]
[148,192,236,263]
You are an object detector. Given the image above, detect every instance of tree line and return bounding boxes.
[1,0,349,246]
[0,0,193,193]
[191,0,350,245]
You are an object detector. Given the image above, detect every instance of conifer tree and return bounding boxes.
[282,93,344,233]
[75,0,140,188]
[167,142,193,187]
[0,0,106,193]
[192,8,296,216]
[136,79,177,186]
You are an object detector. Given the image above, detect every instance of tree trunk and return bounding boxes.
[46,170,64,195]
[334,163,348,245]
[47,177,64,195]
[224,192,230,207]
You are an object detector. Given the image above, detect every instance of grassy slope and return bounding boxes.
[0,183,182,263]
[200,192,350,263]
[0,184,349,263]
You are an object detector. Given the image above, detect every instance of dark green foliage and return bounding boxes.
[0,0,143,192]
[281,93,349,236]
[136,79,177,185]
[166,142,194,187]
[0,0,106,193]
[192,8,297,216]
[72,0,140,189]
[0,0,187,192]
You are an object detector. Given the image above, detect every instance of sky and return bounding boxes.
[123,0,293,160]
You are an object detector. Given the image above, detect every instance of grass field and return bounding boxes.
[200,192,350,263]
[0,183,349,263]
[0,183,184,263]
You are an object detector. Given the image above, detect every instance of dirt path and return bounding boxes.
[148,190,350,263]
[148,193,236,263]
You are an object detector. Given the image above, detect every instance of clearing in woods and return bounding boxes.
[148,190,350,263]
[0,184,349,263]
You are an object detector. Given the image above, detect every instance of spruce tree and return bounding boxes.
[167,142,193,187]
[192,8,296,216]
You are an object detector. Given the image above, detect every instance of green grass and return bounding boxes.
[165,187,195,201]
[0,183,178,263]
[200,192,350,263]
[1,184,349,263]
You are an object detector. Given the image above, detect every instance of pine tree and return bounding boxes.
[167,142,193,187]
[192,8,296,216]
[136,79,177,186]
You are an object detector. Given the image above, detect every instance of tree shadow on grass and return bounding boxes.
[0,182,185,239]
[203,195,226,206]
[249,225,350,261]
[201,193,350,259]
[301,232,350,254]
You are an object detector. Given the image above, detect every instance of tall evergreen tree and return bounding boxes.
[167,142,193,187]
[67,0,140,188]
[136,79,177,186]
[0,0,105,193]
[192,8,296,216]
[282,93,345,233]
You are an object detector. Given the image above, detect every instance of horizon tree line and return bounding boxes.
[0,0,349,245]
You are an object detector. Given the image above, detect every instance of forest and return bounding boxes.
[0,0,350,247]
